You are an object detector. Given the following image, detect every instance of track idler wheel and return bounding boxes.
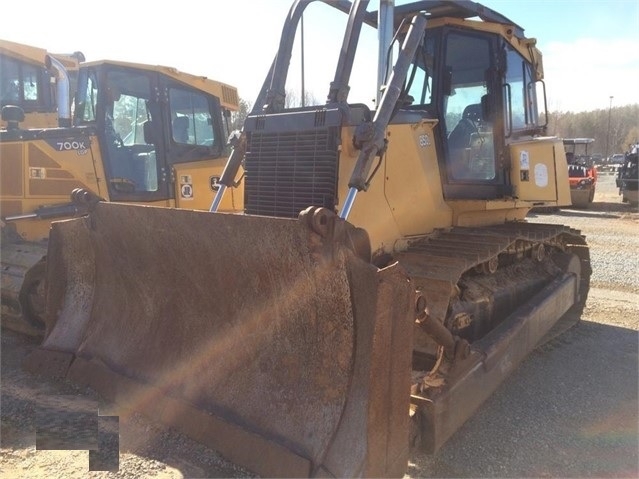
[533,243,546,262]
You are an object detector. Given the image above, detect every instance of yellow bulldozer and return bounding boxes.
[0,38,85,129]
[1,55,242,335]
[26,1,590,477]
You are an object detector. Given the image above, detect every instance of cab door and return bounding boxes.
[93,66,172,204]
[437,28,511,200]
[159,77,230,210]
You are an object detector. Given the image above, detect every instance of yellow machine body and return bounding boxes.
[27,2,590,477]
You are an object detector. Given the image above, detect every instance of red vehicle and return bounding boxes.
[564,138,597,207]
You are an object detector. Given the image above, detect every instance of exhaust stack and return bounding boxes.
[45,54,71,127]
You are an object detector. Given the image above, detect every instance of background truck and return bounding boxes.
[563,137,598,207]
[28,1,590,477]
[1,57,243,335]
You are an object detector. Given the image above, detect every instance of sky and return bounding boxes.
[1,0,637,113]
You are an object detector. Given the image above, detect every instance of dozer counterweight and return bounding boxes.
[29,1,591,477]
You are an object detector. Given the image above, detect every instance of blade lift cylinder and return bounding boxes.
[340,13,427,219]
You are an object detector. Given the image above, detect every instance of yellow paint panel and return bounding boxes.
[0,112,59,130]
[1,132,107,241]
[338,121,452,254]
[173,159,244,213]
[0,143,23,196]
[509,137,569,204]
[23,140,100,198]
[384,122,452,236]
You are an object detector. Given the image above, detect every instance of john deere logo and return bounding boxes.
[180,183,193,199]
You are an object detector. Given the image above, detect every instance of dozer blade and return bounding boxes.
[26,203,416,478]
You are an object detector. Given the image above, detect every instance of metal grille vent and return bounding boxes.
[244,127,339,218]
[221,85,239,108]
[314,110,326,127]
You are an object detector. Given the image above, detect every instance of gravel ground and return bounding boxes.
[527,175,639,295]
[1,174,637,478]
[0,330,255,479]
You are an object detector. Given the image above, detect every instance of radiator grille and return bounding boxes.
[244,127,339,218]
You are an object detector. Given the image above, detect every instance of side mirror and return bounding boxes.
[2,105,25,130]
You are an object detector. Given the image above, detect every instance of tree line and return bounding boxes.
[548,104,639,158]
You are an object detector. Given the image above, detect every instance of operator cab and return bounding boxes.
[403,22,547,200]
[227,0,554,223]
[73,61,232,203]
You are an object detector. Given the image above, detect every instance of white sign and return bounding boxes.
[534,163,548,187]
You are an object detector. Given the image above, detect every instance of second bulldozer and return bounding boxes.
[28,1,591,477]
[1,56,242,335]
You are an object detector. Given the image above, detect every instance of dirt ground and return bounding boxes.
[1,173,637,478]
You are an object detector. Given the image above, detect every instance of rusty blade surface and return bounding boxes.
[37,203,415,478]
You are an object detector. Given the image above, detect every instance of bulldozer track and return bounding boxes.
[396,221,592,355]
[398,221,589,285]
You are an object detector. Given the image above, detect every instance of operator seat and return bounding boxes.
[447,103,482,151]
[172,116,189,143]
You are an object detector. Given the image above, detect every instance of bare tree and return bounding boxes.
[230,98,252,132]
[284,88,320,108]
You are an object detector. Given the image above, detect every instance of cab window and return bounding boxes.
[504,45,538,132]
[443,31,496,181]
[0,56,47,109]
[169,88,215,147]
